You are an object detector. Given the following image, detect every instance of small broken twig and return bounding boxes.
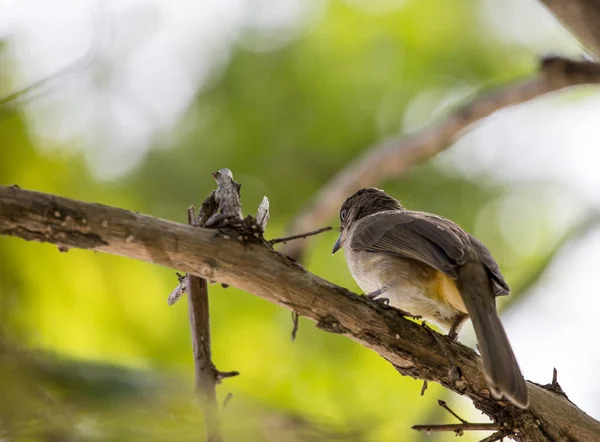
[222,393,233,410]
[413,398,502,437]
[256,196,270,232]
[217,371,240,381]
[167,273,187,306]
[291,311,300,341]
[437,400,467,423]
[538,367,571,402]
[269,226,332,245]
[420,381,428,396]
[412,423,501,434]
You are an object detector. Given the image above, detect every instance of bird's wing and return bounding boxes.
[349,211,469,278]
[467,233,510,296]
[351,211,510,295]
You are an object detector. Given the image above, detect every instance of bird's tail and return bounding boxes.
[458,262,529,408]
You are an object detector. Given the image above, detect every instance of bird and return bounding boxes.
[332,187,528,408]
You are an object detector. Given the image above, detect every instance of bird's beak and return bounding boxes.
[332,235,343,254]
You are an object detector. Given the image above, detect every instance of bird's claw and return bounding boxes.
[365,288,386,300]
[373,297,390,306]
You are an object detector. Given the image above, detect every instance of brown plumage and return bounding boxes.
[332,188,529,409]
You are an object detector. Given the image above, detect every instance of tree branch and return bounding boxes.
[186,205,222,442]
[412,422,501,434]
[269,226,333,245]
[539,0,600,56]
[184,176,241,442]
[0,9,106,110]
[282,56,600,261]
[1,184,599,441]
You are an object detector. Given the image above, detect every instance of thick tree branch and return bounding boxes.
[1,185,599,441]
[282,56,600,261]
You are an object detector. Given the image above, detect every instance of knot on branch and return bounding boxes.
[536,368,572,403]
[196,169,270,247]
[316,315,349,334]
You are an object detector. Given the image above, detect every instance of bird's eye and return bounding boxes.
[340,209,348,221]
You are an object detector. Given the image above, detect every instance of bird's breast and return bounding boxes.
[344,248,467,324]
[345,248,420,294]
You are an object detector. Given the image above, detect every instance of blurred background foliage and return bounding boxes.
[0,0,598,441]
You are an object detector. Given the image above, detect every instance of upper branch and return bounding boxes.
[282,57,600,261]
[1,185,599,441]
[539,0,600,56]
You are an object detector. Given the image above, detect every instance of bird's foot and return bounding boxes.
[365,288,391,306]
[365,288,421,319]
[365,287,386,300]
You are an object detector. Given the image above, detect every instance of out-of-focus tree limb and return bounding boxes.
[282,57,600,261]
[504,211,600,314]
[1,185,600,441]
[0,9,106,110]
[540,0,600,56]
[0,342,178,403]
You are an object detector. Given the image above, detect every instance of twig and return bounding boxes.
[167,273,187,306]
[217,371,240,381]
[537,367,571,402]
[187,272,223,442]
[420,381,428,396]
[437,400,467,423]
[291,311,300,341]
[256,196,270,232]
[222,393,233,409]
[413,398,501,437]
[269,226,332,245]
[167,283,186,306]
[185,207,224,442]
[0,7,107,109]
[412,423,501,434]
[282,56,600,261]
